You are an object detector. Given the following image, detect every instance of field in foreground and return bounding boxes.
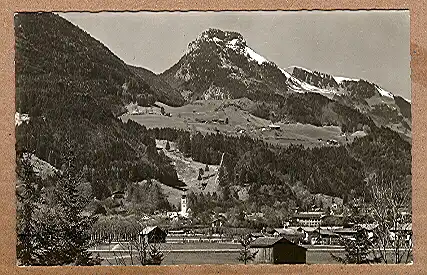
[91,241,412,265]
[97,250,345,265]
[93,242,346,265]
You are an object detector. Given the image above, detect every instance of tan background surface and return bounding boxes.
[0,1,425,274]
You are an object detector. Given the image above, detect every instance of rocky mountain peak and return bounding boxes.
[188,28,247,52]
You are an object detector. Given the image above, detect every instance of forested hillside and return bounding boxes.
[15,12,184,199]
[148,124,411,211]
[14,13,412,266]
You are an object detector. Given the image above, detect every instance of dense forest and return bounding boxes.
[148,124,411,210]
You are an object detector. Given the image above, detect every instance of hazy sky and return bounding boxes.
[60,11,410,100]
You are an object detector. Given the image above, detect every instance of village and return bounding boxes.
[86,135,413,265]
[89,190,413,265]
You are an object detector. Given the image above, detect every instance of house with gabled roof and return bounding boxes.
[249,237,307,264]
[140,226,167,243]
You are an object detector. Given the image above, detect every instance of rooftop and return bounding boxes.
[293,212,325,219]
[273,228,304,236]
[141,226,164,235]
[315,229,339,236]
[250,237,307,249]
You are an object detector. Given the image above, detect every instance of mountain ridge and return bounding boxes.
[159,28,411,137]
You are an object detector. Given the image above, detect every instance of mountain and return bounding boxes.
[286,66,411,137]
[160,29,372,132]
[161,28,290,102]
[161,28,411,137]
[156,29,411,212]
[15,12,185,199]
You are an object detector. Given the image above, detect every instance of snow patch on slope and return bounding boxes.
[279,68,336,96]
[225,39,268,65]
[212,37,222,44]
[334,76,360,83]
[376,86,394,99]
[286,68,395,100]
[245,47,268,65]
[228,38,239,46]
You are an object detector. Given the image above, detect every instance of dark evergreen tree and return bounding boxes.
[44,149,101,266]
[16,153,43,266]
[16,148,101,266]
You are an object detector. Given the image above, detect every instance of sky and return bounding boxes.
[60,11,410,100]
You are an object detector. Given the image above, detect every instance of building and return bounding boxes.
[140,226,167,243]
[293,212,325,227]
[180,192,189,218]
[111,190,126,205]
[326,139,339,146]
[248,232,265,240]
[211,216,226,228]
[245,212,264,221]
[293,226,318,244]
[250,237,307,264]
[268,124,281,130]
[271,227,305,244]
[333,228,358,240]
[111,190,125,200]
[166,211,179,221]
[312,228,340,245]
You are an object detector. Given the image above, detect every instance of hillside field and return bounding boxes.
[121,100,355,148]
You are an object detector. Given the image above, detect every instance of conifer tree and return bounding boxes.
[49,157,100,265]
[16,153,43,266]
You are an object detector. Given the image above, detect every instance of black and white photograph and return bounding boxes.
[14,10,412,266]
